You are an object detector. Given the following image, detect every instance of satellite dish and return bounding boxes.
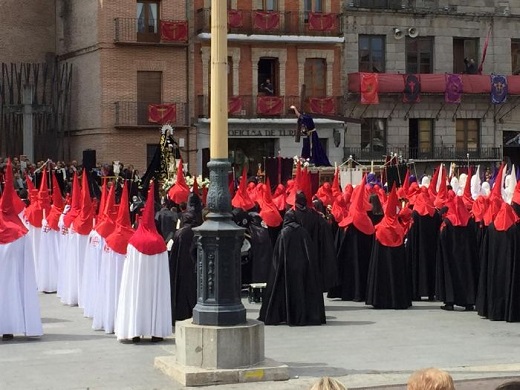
[408,27,419,38]
[393,28,404,40]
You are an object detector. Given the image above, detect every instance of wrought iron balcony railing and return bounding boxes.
[114,101,188,127]
[196,8,343,37]
[196,95,344,119]
[114,18,188,44]
[343,145,502,161]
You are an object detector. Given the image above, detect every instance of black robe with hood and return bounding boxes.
[258,211,325,326]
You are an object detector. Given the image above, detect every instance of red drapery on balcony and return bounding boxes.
[228,96,243,115]
[308,97,336,115]
[360,73,379,104]
[253,11,280,31]
[148,104,176,124]
[160,21,188,42]
[257,96,283,115]
[307,13,336,31]
[228,10,243,28]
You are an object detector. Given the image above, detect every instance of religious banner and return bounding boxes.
[160,21,188,42]
[148,104,176,124]
[308,97,336,115]
[228,9,243,28]
[228,96,243,115]
[253,11,280,31]
[403,74,421,104]
[308,12,336,31]
[445,74,463,104]
[257,96,283,115]
[491,74,508,104]
[360,73,379,104]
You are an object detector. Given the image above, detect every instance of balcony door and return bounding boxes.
[409,119,433,159]
[137,1,160,43]
[258,58,278,96]
[304,58,326,98]
[137,71,162,125]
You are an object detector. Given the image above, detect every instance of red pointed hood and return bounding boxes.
[413,187,436,217]
[192,177,199,197]
[339,175,374,235]
[26,175,36,193]
[494,202,519,232]
[472,195,489,223]
[95,178,108,224]
[331,194,348,223]
[272,184,286,211]
[444,196,471,227]
[512,178,520,206]
[286,161,301,206]
[0,158,28,243]
[461,166,474,210]
[232,167,255,211]
[397,169,410,200]
[106,182,135,255]
[434,165,448,209]
[47,171,64,231]
[25,187,43,228]
[316,182,334,207]
[259,178,282,228]
[95,183,118,239]
[302,168,314,208]
[63,173,81,228]
[168,160,190,204]
[38,170,52,216]
[128,181,166,255]
[375,184,405,247]
[428,165,441,198]
[73,170,94,235]
[483,164,505,226]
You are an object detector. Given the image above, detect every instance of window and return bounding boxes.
[258,58,278,95]
[361,119,386,156]
[359,35,385,73]
[406,37,433,74]
[228,56,234,97]
[137,71,162,125]
[261,0,277,11]
[512,39,520,75]
[304,0,323,12]
[304,58,326,97]
[456,119,479,156]
[349,0,404,9]
[137,1,160,42]
[409,119,433,158]
[453,38,478,74]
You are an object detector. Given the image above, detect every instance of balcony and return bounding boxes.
[114,18,188,45]
[196,95,344,119]
[343,145,502,161]
[347,0,439,11]
[115,101,189,127]
[196,9,343,37]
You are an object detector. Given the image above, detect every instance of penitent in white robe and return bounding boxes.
[81,230,104,318]
[37,219,60,293]
[0,235,43,337]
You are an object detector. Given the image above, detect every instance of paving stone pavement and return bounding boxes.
[1,293,520,389]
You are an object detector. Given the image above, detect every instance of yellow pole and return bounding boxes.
[210,0,228,159]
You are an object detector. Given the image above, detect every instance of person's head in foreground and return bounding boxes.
[407,368,454,390]
[496,380,520,390]
[309,376,346,390]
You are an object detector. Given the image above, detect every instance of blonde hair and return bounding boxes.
[407,368,455,390]
[309,377,347,390]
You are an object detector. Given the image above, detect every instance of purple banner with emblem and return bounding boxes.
[445,74,463,104]
[491,74,508,104]
[403,74,421,103]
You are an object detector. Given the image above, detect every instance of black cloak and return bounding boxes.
[248,212,274,283]
[435,219,478,307]
[406,211,441,300]
[168,211,199,325]
[258,212,325,326]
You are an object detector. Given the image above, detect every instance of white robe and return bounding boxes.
[81,231,104,318]
[92,247,126,334]
[37,219,60,293]
[114,245,172,340]
[0,235,43,337]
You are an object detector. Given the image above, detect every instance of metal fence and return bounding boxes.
[114,101,188,127]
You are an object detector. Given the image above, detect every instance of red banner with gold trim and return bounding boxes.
[308,13,336,31]
[308,97,336,115]
[228,96,243,115]
[160,21,188,42]
[360,73,379,104]
[253,11,280,31]
[257,96,283,115]
[148,104,176,124]
[228,10,243,28]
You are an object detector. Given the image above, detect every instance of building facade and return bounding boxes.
[4,0,520,178]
